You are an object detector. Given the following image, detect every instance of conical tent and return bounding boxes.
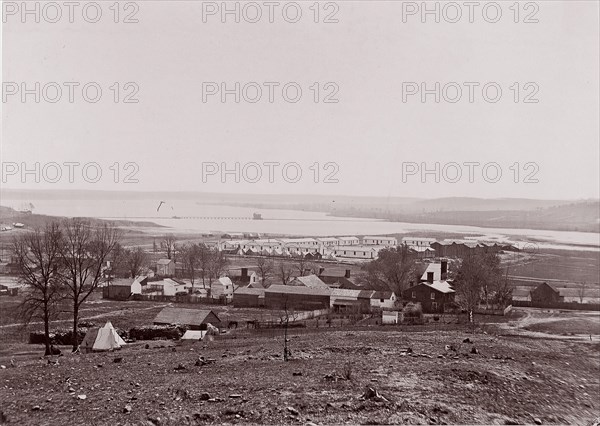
[103,321,127,346]
[80,321,125,352]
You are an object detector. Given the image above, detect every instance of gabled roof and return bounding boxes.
[358,290,375,299]
[290,275,329,289]
[265,285,331,297]
[319,275,360,289]
[363,236,396,240]
[216,276,233,286]
[427,280,455,294]
[372,291,395,299]
[402,237,436,242]
[157,258,173,265]
[248,281,265,289]
[235,287,265,296]
[154,307,220,327]
[420,263,445,281]
[109,278,134,287]
[331,288,362,298]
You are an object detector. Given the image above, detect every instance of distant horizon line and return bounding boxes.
[0,187,598,203]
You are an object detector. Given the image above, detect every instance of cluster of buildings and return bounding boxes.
[103,273,234,302]
[211,235,514,262]
[234,272,397,312]
[216,235,398,260]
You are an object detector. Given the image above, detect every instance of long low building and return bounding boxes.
[234,287,265,308]
[362,236,397,246]
[333,245,382,259]
[264,285,331,310]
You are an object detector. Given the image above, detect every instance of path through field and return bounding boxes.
[498,307,600,341]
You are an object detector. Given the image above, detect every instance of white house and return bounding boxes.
[370,291,397,309]
[130,276,146,295]
[316,237,340,247]
[147,278,186,296]
[363,236,397,247]
[250,239,284,250]
[334,245,379,259]
[221,240,251,250]
[211,276,234,300]
[401,237,436,249]
[337,236,360,246]
[279,238,319,248]
[156,259,175,277]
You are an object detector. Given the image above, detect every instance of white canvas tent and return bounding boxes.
[181,330,207,341]
[80,321,126,353]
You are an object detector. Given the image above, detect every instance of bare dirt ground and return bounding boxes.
[1,317,599,425]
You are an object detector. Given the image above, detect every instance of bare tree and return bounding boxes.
[206,249,229,286]
[277,262,294,285]
[60,219,122,351]
[491,269,513,309]
[295,256,308,277]
[256,257,274,287]
[12,223,64,355]
[362,245,418,296]
[454,252,502,326]
[110,244,148,278]
[161,234,177,260]
[196,244,211,289]
[180,244,200,291]
[578,282,587,303]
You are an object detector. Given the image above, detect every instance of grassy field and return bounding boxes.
[505,249,599,284]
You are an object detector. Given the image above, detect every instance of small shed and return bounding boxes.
[153,307,221,330]
[382,311,400,325]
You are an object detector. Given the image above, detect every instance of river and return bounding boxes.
[2,198,598,251]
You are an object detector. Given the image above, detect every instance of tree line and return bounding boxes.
[13,219,120,355]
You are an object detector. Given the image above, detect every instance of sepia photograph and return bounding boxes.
[1,1,599,425]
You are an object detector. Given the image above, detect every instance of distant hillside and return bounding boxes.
[332,201,600,233]
[1,189,598,233]
[0,206,163,230]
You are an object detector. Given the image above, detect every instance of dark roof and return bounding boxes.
[358,290,375,299]
[248,282,265,289]
[371,291,394,299]
[235,288,265,296]
[265,285,331,297]
[153,307,220,327]
[319,275,360,289]
[290,275,329,289]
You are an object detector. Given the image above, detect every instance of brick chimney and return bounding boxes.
[345,269,351,278]
[241,268,248,278]
[441,260,448,280]
[319,267,325,275]
[427,272,434,284]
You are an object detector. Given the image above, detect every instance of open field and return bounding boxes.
[0,327,599,425]
[505,249,600,284]
[1,297,600,425]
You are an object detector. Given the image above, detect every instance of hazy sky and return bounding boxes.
[2,1,599,199]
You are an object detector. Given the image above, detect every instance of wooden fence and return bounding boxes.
[512,300,600,311]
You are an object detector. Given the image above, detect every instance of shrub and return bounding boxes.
[403,302,423,318]
[402,302,424,325]
[29,329,87,345]
[128,325,187,341]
